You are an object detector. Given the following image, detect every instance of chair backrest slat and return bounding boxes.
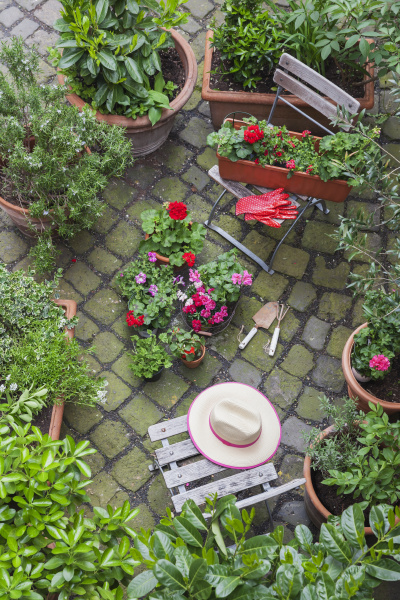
[278,53,360,113]
[148,415,188,441]
[171,462,277,511]
[155,438,197,466]
[163,458,226,488]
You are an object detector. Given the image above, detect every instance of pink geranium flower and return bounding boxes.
[242,270,252,286]
[232,273,242,285]
[369,355,391,371]
[148,252,157,262]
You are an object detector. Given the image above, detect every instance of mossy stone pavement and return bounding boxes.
[0,0,398,558]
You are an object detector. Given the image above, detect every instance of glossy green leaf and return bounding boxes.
[127,570,158,597]
[365,558,400,581]
[153,559,187,591]
[173,516,203,548]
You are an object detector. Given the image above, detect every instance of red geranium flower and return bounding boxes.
[192,319,202,332]
[126,311,144,327]
[254,158,259,165]
[184,346,195,355]
[302,130,311,137]
[244,125,264,144]
[183,252,195,267]
[275,151,283,157]
[306,165,314,174]
[167,201,187,220]
[286,159,296,169]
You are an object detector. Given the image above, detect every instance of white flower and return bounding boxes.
[194,281,203,289]
[0,385,5,393]
[9,383,17,391]
[5,375,10,381]
[185,298,194,306]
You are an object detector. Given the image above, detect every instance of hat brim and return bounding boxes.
[187,382,281,470]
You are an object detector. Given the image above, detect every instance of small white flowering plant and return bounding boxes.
[0,37,133,273]
[0,264,106,419]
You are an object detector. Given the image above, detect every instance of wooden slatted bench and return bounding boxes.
[148,415,306,521]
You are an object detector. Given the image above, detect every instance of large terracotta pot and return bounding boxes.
[202,31,375,133]
[342,322,400,415]
[217,120,352,203]
[57,30,197,157]
[48,299,77,440]
[180,344,206,368]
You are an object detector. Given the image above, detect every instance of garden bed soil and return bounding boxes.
[210,49,366,98]
[159,47,185,100]
[31,404,53,435]
[312,467,370,520]
[357,357,400,403]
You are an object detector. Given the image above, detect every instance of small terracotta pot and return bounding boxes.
[48,299,77,441]
[144,224,192,272]
[57,29,197,157]
[342,322,400,415]
[180,344,206,368]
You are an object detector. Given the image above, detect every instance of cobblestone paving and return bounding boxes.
[0,0,399,561]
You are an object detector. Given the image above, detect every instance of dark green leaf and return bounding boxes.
[127,570,158,597]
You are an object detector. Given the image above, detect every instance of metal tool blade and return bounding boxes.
[252,302,279,330]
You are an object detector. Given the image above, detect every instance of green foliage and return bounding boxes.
[0,38,133,273]
[52,0,188,123]
[207,118,380,182]
[303,395,361,476]
[324,402,400,505]
[0,386,48,426]
[128,494,400,600]
[159,327,204,361]
[0,423,140,599]
[140,204,206,267]
[129,332,173,378]
[193,249,251,305]
[0,263,106,410]
[117,254,178,329]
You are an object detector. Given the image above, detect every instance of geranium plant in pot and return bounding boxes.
[117,252,181,334]
[129,332,173,381]
[303,395,400,533]
[140,201,207,268]
[52,0,197,155]
[0,38,133,273]
[207,117,380,202]
[160,327,206,368]
[181,249,252,333]
[0,423,140,599]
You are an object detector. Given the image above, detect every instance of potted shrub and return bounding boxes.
[181,249,252,333]
[0,423,140,599]
[160,327,206,368]
[52,0,197,156]
[140,202,207,269]
[303,395,400,533]
[128,494,400,600]
[0,38,133,274]
[117,252,181,335]
[202,0,379,131]
[0,264,107,437]
[129,332,173,381]
[207,118,380,202]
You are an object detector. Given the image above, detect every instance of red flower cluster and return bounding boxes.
[182,252,195,267]
[184,346,195,355]
[192,320,202,332]
[167,201,187,220]
[302,130,311,138]
[126,311,144,327]
[254,158,259,165]
[286,159,296,169]
[306,165,313,174]
[244,125,264,144]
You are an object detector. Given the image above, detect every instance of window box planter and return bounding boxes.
[342,322,400,415]
[57,29,197,157]
[217,120,352,203]
[202,30,375,133]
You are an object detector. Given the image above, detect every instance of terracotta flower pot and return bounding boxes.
[202,30,375,133]
[144,222,193,272]
[180,344,206,368]
[57,29,197,157]
[48,299,77,441]
[217,120,352,203]
[342,322,400,415]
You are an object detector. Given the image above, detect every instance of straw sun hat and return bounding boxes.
[187,382,281,470]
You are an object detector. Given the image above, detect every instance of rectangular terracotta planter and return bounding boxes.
[217,121,352,203]
[202,30,375,133]
[48,299,77,440]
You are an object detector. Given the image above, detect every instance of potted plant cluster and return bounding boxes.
[0,38,133,273]
[0,422,140,600]
[0,263,107,437]
[129,331,173,381]
[160,327,206,368]
[207,117,381,202]
[181,250,253,333]
[303,395,400,533]
[117,251,182,335]
[140,201,207,269]
[52,0,197,155]
[128,494,400,600]
[201,0,400,129]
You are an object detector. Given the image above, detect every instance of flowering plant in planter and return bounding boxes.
[140,202,207,267]
[207,118,380,182]
[117,253,180,330]
[182,250,252,331]
[129,332,173,379]
[160,327,204,361]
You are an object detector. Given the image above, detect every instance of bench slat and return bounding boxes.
[155,438,197,466]
[148,415,188,442]
[171,463,277,511]
[163,458,226,488]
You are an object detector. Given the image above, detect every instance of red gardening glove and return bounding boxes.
[257,215,282,228]
[236,188,290,216]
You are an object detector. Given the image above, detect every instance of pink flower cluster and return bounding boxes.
[231,271,252,286]
[369,354,391,372]
[183,269,230,329]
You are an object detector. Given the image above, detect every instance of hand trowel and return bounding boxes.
[239,302,279,350]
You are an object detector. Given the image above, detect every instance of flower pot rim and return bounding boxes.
[57,29,197,130]
[202,30,375,110]
[342,322,400,411]
[180,343,206,366]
